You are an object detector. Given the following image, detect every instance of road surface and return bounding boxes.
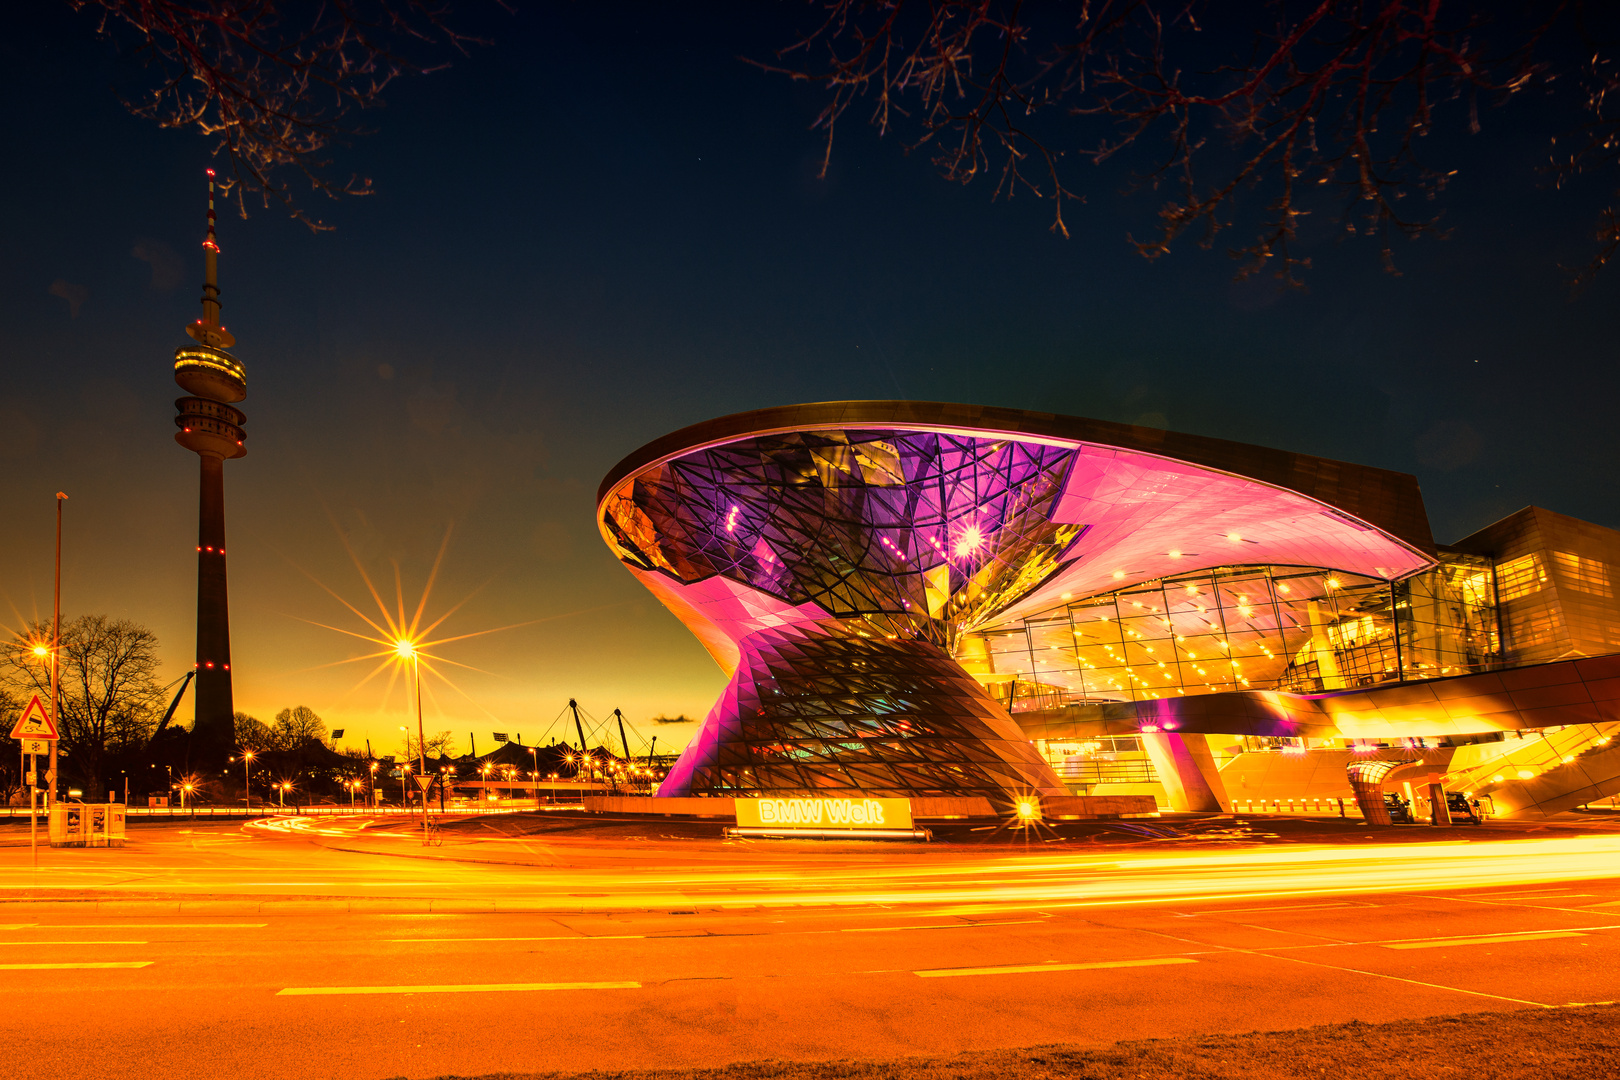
[1,816,1618,1079]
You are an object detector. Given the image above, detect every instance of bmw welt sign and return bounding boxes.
[735,797,912,830]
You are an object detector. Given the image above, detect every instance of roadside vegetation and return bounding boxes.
[413,1003,1620,1080]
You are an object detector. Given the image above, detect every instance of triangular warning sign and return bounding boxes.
[413,774,434,790]
[9,695,59,740]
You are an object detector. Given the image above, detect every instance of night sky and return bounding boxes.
[2,3,1616,757]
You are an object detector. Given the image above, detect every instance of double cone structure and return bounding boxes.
[597,402,1435,806]
[173,170,247,765]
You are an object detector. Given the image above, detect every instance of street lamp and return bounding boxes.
[394,638,430,845]
[368,760,379,808]
[230,749,256,812]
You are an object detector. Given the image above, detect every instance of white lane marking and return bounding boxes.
[1489,890,1597,899]
[0,962,153,970]
[0,941,146,946]
[1194,903,1362,916]
[915,957,1196,978]
[844,919,1045,934]
[278,980,640,996]
[41,923,267,929]
[387,935,646,943]
[1384,930,1586,950]
[0,925,37,930]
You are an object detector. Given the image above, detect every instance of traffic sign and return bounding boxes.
[9,696,59,740]
[19,739,49,755]
[413,775,434,791]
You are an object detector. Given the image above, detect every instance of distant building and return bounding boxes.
[598,402,1620,817]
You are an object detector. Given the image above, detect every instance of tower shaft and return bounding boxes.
[192,452,234,759]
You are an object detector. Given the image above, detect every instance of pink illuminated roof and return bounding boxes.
[598,402,1437,658]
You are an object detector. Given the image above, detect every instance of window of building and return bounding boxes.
[1552,551,1613,597]
[1496,553,1548,602]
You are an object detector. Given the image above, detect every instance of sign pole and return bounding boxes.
[29,768,37,870]
[12,696,63,865]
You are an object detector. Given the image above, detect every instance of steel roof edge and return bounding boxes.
[596,400,1436,554]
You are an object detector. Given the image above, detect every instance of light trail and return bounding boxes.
[9,818,1619,914]
[173,819,1620,913]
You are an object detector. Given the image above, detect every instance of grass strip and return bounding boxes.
[398,1003,1620,1080]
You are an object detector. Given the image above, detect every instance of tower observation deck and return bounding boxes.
[173,170,247,766]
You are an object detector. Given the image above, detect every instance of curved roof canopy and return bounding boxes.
[598,402,1436,672]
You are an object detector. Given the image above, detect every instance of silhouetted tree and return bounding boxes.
[234,710,275,752]
[271,704,328,748]
[2,616,163,801]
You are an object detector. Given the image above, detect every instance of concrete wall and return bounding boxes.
[584,796,736,818]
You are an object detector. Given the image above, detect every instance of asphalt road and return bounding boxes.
[3,817,1620,1080]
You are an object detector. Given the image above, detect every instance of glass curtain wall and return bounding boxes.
[961,555,1500,711]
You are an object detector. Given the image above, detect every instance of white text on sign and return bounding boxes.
[734,797,913,830]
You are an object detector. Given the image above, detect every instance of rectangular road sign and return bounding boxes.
[19,739,49,755]
[735,797,913,830]
[9,695,59,741]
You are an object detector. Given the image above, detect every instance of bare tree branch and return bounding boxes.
[765,1,1615,286]
[68,0,493,229]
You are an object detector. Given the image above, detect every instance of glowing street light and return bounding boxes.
[394,638,430,845]
[230,749,256,811]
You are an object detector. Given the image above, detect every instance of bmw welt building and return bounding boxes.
[598,402,1620,821]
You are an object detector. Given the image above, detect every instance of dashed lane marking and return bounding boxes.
[39,923,267,929]
[277,980,640,996]
[843,919,1045,933]
[1384,930,1586,950]
[387,935,646,943]
[0,962,153,970]
[915,957,1196,978]
[0,940,146,946]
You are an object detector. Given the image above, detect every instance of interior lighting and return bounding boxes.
[1326,578,1341,590]
[1517,769,1536,779]
[1168,550,1183,558]
[1226,533,1242,542]
[1278,583,1291,594]
[953,525,984,557]
[1112,570,1125,579]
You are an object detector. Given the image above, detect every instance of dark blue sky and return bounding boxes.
[1,3,1615,751]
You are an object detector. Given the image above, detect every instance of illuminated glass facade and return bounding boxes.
[966,552,1501,712]
[599,402,1446,802]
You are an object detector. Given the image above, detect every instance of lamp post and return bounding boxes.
[368,760,379,808]
[399,761,410,812]
[394,641,429,845]
[49,491,65,808]
[233,749,255,812]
